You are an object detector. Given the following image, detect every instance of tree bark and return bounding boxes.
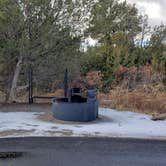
[9,57,22,102]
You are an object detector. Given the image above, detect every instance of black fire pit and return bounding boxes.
[52,88,98,122]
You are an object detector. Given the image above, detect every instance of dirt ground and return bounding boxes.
[0,103,51,112]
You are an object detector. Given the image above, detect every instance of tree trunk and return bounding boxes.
[9,57,22,102]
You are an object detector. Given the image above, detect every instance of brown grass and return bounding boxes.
[99,85,166,115]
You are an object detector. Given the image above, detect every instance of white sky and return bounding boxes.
[121,0,166,26]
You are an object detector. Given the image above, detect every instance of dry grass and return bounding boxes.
[99,85,166,115]
[95,66,166,115]
[44,89,64,97]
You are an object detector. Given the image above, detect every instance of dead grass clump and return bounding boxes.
[47,89,64,97]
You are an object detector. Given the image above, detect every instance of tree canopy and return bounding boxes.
[0,0,85,101]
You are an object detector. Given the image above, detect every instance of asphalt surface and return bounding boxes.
[0,137,166,166]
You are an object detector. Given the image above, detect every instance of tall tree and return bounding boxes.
[84,0,142,87]
[148,25,166,75]
[88,0,141,42]
[0,0,90,102]
[0,0,25,101]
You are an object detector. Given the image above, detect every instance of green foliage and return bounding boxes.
[81,46,107,74]
[0,0,24,95]
[0,0,83,97]
[148,25,166,74]
[82,0,142,90]
[89,0,141,41]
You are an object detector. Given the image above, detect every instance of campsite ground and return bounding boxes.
[0,104,166,139]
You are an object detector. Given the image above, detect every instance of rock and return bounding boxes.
[152,113,166,121]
